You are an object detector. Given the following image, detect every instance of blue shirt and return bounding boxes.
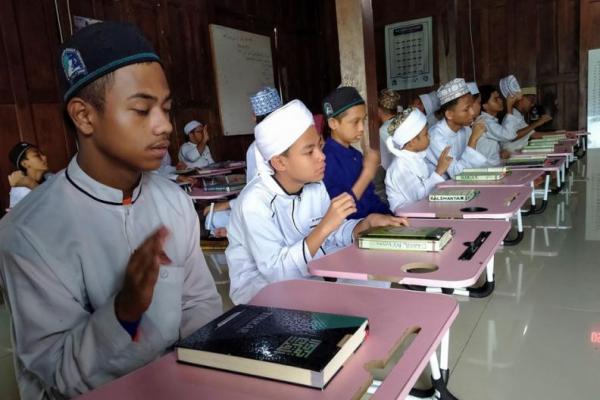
[322,137,390,219]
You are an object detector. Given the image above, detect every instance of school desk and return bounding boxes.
[308,218,510,299]
[509,156,566,194]
[395,186,531,246]
[188,187,241,200]
[437,169,548,215]
[76,280,459,400]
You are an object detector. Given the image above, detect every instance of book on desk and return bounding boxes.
[202,174,246,192]
[454,171,506,181]
[357,226,453,252]
[176,304,368,389]
[428,189,479,202]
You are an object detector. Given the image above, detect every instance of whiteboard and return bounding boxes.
[209,24,276,136]
[385,17,434,90]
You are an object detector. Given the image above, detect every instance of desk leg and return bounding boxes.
[552,169,563,194]
[440,330,450,383]
[429,349,458,400]
[503,211,524,246]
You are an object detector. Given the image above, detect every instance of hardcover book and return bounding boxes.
[358,226,453,252]
[428,189,479,202]
[176,304,368,389]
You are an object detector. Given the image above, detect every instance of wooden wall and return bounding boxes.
[0,0,340,212]
[373,0,581,131]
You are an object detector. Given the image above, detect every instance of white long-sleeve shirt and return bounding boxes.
[178,142,214,169]
[379,118,394,170]
[0,157,222,399]
[225,175,360,305]
[476,112,521,165]
[502,108,532,152]
[385,149,444,213]
[425,119,488,178]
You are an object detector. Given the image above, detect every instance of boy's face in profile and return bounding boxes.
[405,126,430,152]
[446,94,476,126]
[274,126,325,184]
[87,62,173,172]
[329,104,367,146]
[483,91,504,114]
[21,147,48,173]
[471,95,482,117]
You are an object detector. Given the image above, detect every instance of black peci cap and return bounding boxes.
[58,21,160,102]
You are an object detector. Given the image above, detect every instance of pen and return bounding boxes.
[505,193,518,206]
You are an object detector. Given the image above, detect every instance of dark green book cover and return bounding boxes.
[177,304,368,373]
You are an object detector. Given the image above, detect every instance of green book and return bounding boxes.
[176,304,368,389]
[455,171,505,181]
[428,189,479,202]
[358,226,453,252]
[462,167,508,174]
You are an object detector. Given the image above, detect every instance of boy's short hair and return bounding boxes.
[440,94,466,114]
[479,85,498,106]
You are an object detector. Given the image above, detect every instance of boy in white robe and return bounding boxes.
[0,21,221,399]
[425,78,488,178]
[385,108,452,213]
[476,84,524,165]
[226,100,407,305]
[178,120,215,169]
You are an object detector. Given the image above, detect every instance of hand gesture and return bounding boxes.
[469,121,487,147]
[115,227,172,322]
[319,193,357,235]
[435,146,453,176]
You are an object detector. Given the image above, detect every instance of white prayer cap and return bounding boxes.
[255,99,314,169]
[419,91,441,116]
[437,78,470,105]
[184,120,202,135]
[499,75,521,98]
[467,81,479,95]
[386,107,427,151]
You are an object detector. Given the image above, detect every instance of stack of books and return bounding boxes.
[357,226,453,252]
[174,168,198,176]
[202,174,246,192]
[428,189,479,202]
[176,304,368,389]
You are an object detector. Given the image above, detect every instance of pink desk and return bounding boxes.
[76,280,459,400]
[395,186,530,246]
[509,156,566,194]
[437,169,548,215]
[309,218,510,298]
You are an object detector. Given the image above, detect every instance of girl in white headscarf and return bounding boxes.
[385,107,453,214]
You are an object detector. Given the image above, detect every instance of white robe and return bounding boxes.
[385,150,444,213]
[425,119,488,178]
[9,186,31,208]
[225,175,360,305]
[0,157,222,399]
[379,118,394,170]
[475,112,521,166]
[502,108,533,152]
[178,142,214,169]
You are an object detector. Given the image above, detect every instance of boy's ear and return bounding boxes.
[269,155,287,173]
[67,98,96,137]
[327,117,339,131]
[444,108,453,122]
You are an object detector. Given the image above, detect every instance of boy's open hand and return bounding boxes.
[435,146,453,176]
[354,213,409,238]
[115,226,172,322]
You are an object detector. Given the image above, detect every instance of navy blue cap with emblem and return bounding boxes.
[322,86,365,119]
[58,21,160,102]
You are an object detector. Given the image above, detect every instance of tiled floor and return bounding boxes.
[1,149,599,399]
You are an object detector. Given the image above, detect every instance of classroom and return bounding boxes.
[0,1,599,399]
